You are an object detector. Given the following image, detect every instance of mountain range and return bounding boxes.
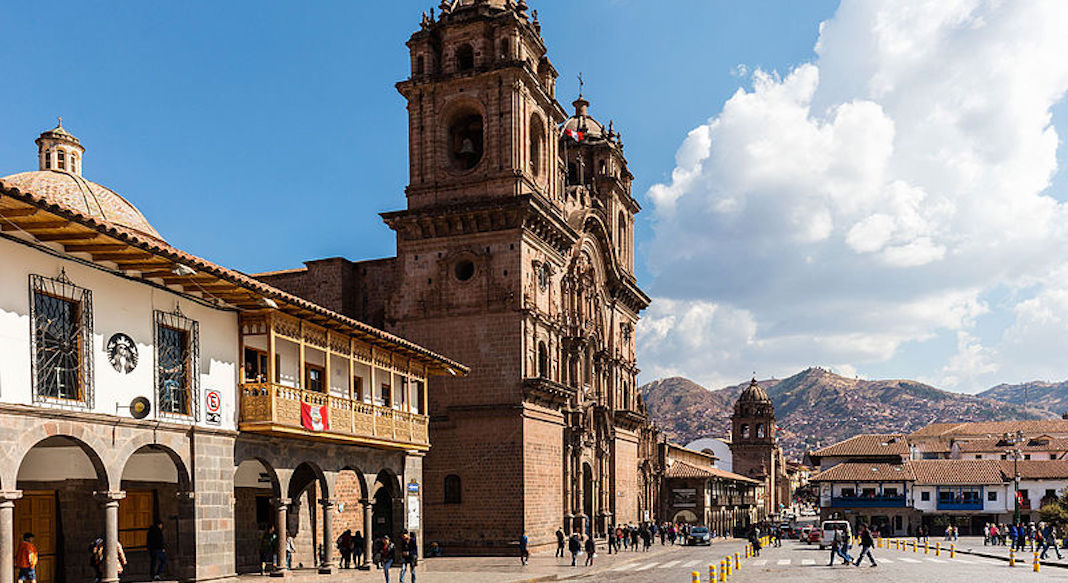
[639,368,1066,461]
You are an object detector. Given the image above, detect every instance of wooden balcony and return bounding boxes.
[239,383,429,450]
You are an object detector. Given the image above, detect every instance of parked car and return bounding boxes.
[687,526,712,546]
[818,520,851,550]
[806,527,821,544]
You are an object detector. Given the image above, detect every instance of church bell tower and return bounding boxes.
[396,0,568,210]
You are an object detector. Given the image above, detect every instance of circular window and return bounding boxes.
[447,112,484,171]
[454,260,476,281]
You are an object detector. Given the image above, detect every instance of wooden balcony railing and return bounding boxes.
[239,383,429,449]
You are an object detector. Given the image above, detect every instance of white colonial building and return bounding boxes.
[0,123,466,583]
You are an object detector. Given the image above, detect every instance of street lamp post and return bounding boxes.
[1004,430,1025,524]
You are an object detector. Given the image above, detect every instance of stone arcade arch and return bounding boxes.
[233,458,281,574]
[119,444,194,582]
[14,436,110,583]
[371,470,402,542]
[285,462,330,572]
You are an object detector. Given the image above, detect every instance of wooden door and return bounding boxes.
[119,490,155,551]
[14,491,57,583]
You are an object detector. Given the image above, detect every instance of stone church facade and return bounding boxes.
[730,379,792,517]
[258,0,653,552]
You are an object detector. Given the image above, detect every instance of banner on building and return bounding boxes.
[407,496,420,530]
[672,488,697,508]
[300,402,329,431]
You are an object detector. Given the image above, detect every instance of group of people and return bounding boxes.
[15,522,169,583]
[371,531,419,583]
[334,529,366,568]
[828,524,878,568]
[552,529,598,566]
[984,522,1064,559]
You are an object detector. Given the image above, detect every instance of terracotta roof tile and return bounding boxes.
[912,420,1068,438]
[810,434,909,458]
[997,460,1068,480]
[955,437,1068,453]
[811,463,915,482]
[665,460,760,484]
[911,460,1005,485]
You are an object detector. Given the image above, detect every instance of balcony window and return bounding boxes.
[155,308,199,418]
[31,272,93,405]
[305,364,325,392]
[244,347,269,382]
[353,376,364,401]
[884,487,898,497]
[840,488,856,498]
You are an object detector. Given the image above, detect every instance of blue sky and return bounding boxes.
[4,1,1068,393]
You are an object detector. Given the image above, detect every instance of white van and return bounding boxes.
[818,520,852,550]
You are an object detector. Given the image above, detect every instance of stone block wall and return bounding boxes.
[191,431,237,581]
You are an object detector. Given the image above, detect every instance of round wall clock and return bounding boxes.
[107,333,138,373]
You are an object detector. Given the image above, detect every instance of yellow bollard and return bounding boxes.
[1010,549,1015,567]
[709,564,715,583]
[878,537,883,549]
[924,541,929,554]
[936,542,941,556]
[950,543,955,558]
[734,553,740,571]
[726,556,732,576]
[1034,552,1040,573]
[912,540,917,553]
[720,559,727,581]
[692,571,701,583]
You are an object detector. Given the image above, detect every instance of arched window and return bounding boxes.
[529,114,544,177]
[414,55,425,76]
[622,382,630,409]
[756,423,765,438]
[70,153,78,174]
[618,211,627,261]
[537,341,549,378]
[448,109,484,171]
[456,44,474,71]
[444,474,462,504]
[44,152,51,169]
[500,38,511,59]
[741,424,750,439]
[57,150,66,170]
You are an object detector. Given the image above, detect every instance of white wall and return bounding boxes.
[685,437,733,472]
[0,236,239,429]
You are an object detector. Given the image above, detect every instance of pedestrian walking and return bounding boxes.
[555,528,565,558]
[16,533,38,583]
[259,525,278,574]
[630,527,639,551]
[147,520,167,580]
[285,532,295,569]
[1041,524,1063,560]
[338,530,354,569]
[354,530,366,566]
[405,533,418,582]
[380,535,395,583]
[519,533,530,566]
[828,530,842,566]
[116,540,127,581]
[607,527,617,555]
[568,534,581,566]
[749,528,761,557]
[854,525,877,567]
[584,536,596,567]
[90,538,105,583]
[398,532,417,583]
[837,530,854,565]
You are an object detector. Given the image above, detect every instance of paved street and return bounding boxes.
[558,538,1068,583]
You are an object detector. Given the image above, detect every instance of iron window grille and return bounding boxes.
[29,271,94,408]
[154,306,200,421]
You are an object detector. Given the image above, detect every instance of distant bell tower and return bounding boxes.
[396,0,567,210]
[731,378,779,515]
[36,118,84,176]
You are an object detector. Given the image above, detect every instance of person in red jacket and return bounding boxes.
[16,532,38,583]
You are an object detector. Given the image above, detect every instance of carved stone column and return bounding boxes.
[0,491,23,583]
[318,499,335,574]
[270,498,290,577]
[361,499,373,570]
[96,491,126,583]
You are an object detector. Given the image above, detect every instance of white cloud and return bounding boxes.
[641,0,1068,392]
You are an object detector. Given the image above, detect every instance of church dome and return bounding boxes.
[562,96,606,140]
[738,377,771,404]
[2,122,165,242]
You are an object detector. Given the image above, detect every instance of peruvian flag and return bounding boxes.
[565,128,584,141]
[300,402,329,431]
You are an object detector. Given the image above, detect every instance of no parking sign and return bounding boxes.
[205,389,222,425]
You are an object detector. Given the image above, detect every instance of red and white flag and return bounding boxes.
[300,402,329,431]
[565,128,584,141]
